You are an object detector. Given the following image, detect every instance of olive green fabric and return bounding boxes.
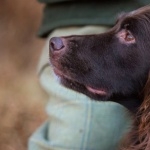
[38,0,150,37]
[29,26,132,150]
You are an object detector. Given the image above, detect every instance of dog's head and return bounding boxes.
[49,6,150,102]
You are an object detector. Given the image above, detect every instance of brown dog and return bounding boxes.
[49,6,150,150]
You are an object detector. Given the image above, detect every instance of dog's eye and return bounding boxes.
[125,31,135,42]
[117,29,135,44]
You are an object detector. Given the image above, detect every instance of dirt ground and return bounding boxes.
[0,1,48,150]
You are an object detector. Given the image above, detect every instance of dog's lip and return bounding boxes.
[53,67,63,77]
[86,86,107,96]
[53,67,72,80]
[53,67,108,96]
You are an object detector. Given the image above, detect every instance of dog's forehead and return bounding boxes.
[116,6,150,29]
[127,5,150,17]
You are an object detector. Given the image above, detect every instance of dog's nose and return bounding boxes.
[50,37,64,52]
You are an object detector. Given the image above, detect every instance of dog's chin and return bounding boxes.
[53,68,110,101]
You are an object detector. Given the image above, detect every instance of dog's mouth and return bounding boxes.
[86,86,107,96]
[53,67,108,97]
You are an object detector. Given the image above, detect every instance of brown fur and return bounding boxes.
[123,74,150,150]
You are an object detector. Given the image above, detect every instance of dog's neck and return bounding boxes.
[110,95,143,114]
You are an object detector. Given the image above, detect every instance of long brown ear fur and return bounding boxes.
[122,73,150,150]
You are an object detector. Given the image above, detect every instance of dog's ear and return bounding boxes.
[122,73,150,150]
[136,73,150,149]
[134,73,150,150]
[143,72,150,100]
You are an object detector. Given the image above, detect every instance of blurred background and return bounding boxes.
[0,0,48,149]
